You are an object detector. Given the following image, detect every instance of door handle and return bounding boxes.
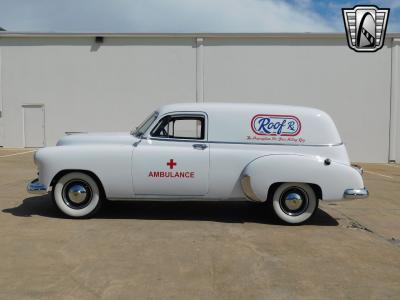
[193,144,208,150]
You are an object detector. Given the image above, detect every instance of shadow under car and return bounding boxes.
[2,195,339,226]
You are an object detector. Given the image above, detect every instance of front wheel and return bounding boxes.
[272,183,318,224]
[52,172,103,218]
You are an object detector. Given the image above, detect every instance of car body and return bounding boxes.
[28,103,368,223]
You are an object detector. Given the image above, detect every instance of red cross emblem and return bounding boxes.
[166,159,177,169]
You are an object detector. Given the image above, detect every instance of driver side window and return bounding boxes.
[151,115,205,140]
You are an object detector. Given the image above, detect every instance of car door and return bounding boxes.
[132,113,209,196]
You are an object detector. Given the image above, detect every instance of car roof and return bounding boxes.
[157,102,321,115]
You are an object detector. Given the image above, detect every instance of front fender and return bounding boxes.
[35,145,133,198]
[241,154,364,201]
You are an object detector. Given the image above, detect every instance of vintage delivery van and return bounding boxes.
[28,103,368,224]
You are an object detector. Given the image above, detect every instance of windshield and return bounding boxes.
[131,111,159,137]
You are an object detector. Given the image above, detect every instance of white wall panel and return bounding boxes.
[0,37,196,147]
[0,34,395,162]
[203,38,391,162]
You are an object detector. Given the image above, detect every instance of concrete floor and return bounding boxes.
[0,149,399,299]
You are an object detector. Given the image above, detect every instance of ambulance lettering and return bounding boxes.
[148,159,195,178]
[148,171,195,178]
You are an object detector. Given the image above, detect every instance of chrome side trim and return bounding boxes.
[145,137,343,147]
[208,141,344,147]
[240,175,263,202]
[27,178,48,195]
[343,188,369,199]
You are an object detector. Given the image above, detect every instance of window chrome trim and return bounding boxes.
[145,111,209,141]
[130,111,159,137]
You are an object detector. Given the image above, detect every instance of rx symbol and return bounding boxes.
[166,159,177,169]
[287,121,296,131]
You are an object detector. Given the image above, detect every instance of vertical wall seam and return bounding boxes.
[0,44,3,146]
[388,38,393,162]
[196,37,204,102]
[202,39,205,103]
[0,45,2,114]
[389,38,399,162]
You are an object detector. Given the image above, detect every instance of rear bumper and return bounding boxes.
[27,178,48,195]
[343,188,369,199]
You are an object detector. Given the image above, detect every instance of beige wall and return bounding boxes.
[0,34,398,162]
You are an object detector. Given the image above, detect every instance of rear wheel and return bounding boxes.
[272,183,318,224]
[52,172,103,218]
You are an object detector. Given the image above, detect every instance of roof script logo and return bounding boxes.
[251,114,301,136]
[342,5,390,52]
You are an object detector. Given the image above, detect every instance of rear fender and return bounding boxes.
[241,154,364,202]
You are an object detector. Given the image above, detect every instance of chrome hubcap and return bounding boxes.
[62,180,92,209]
[279,187,309,216]
[284,192,303,211]
[67,184,88,204]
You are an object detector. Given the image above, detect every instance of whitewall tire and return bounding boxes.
[53,172,102,218]
[272,183,318,224]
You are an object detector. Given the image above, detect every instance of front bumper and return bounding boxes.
[343,188,369,199]
[27,178,48,195]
